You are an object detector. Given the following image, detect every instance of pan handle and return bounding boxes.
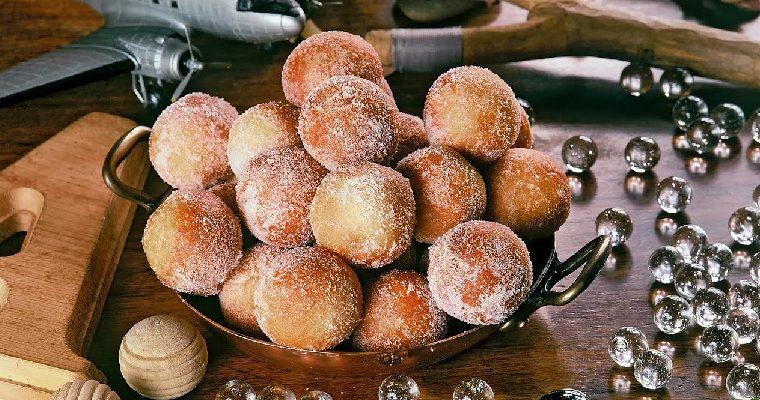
[499,235,611,332]
[102,126,164,212]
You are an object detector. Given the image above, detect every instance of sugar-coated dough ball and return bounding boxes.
[142,190,242,295]
[397,146,486,244]
[227,101,301,177]
[208,180,241,219]
[486,148,571,238]
[150,92,238,189]
[391,112,428,164]
[298,75,398,171]
[428,221,532,325]
[310,163,416,268]
[282,31,385,107]
[512,107,534,149]
[254,246,362,351]
[424,66,521,162]
[236,147,327,247]
[352,270,447,352]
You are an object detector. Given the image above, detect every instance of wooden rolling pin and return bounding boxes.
[366,0,760,88]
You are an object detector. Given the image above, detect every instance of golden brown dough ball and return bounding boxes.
[309,162,415,268]
[423,66,521,162]
[227,101,300,177]
[207,180,241,220]
[391,112,428,164]
[142,190,242,295]
[427,220,532,325]
[282,31,385,107]
[150,92,238,189]
[486,148,571,238]
[254,246,362,351]
[236,147,327,247]
[352,270,447,352]
[512,107,534,149]
[396,146,486,244]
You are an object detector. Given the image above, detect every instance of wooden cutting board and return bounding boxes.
[0,113,149,399]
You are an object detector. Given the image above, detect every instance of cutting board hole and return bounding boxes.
[0,188,44,256]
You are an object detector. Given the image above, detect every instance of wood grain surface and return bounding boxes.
[1,1,760,399]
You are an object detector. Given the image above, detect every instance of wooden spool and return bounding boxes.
[50,379,119,400]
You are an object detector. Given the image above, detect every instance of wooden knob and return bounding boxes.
[50,379,119,400]
[119,315,207,400]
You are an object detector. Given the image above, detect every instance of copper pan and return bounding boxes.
[103,126,612,376]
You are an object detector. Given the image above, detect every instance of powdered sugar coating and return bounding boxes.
[254,246,362,351]
[513,107,534,149]
[379,76,396,105]
[298,75,399,171]
[282,31,384,107]
[352,270,447,352]
[310,162,416,268]
[208,179,241,220]
[228,101,301,177]
[236,147,327,247]
[428,221,532,325]
[142,190,242,296]
[486,148,571,239]
[390,112,428,164]
[150,92,238,189]
[397,146,486,244]
[424,66,520,162]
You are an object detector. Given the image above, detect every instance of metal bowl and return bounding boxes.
[103,126,612,375]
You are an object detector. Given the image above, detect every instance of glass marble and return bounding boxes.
[216,380,257,400]
[595,208,633,247]
[692,287,730,328]
[673,224,708,262]
[685,117,721,154]
[751,107,760,143]
[699,324,739,363]
[649,246,686,284]
[674,264,709,299]
[539,389,590,400]
[624,136,660,173]
[562,135,598,173]
[259,385,296,400]
[726,307,760,345]
[378,374,420,400]
[673,95,709,129]
[710,103,745,138]
[754,184,760,208]
[654,295,692,334]
[727,363,760,400]
[517,97,535,124]
[620,63,653,96]
[633,349,673,390]
[659,67,693,100]
[729,207,760,245]
[751,253,760,284]
[700,242,734,282]
[656,176,692,213]
[608,327,649,366]
[728,280,760,309]
[452,378,494,400]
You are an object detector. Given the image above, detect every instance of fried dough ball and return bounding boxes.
[486,148,571,238]
[142,190,242,296]
[208,180,241,220]
[254,246,363,351]
[352,270,447,352]
[227,101,300,177]
[309,163,415,268]
[427,221,532,325]
[424,66,521,162]
[282,31,385,107]
[512,107,534,149]
[391,112,428,164]
[150,92,238,189]
[298,75,398,171]
[397,146,486,244]
[236,147,327,247]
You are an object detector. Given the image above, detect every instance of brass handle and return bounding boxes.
[102,126,165,211]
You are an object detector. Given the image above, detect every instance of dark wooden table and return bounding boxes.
[2,1,760,399]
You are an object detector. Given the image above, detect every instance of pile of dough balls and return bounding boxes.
[141,30,571,353]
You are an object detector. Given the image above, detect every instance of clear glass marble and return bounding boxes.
[727,363,760,400]
[710,103,746,138]
[659,67,693,100]
[608,327,649,366]
[673,95,709,129]
[728,280,760,309]
[516,98,535,124]
[754,184,760,208]
[595,208,633,247]
[539,389,590,400]
[726,307,760,345]
[656,176,692,213]
[633,349,673,390]
[729,207,760,245]
[649,246,686,284]
[216,380,257,400]
[562,135,598,173]
[624,136,660,173]
[751,253,760,284]
[673,224,708,262]
[692,287,730,328]
[654,295,692,334]
[674,264,709,299]
[700,242,734,282]
[620,63,653,96]
[685,117,721,154]
[378,374,420,400]
[259,385,296,400]
[751,107,760,143]
[452,378,494,400]
[699,324,739,363]
[301,391,332,400]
